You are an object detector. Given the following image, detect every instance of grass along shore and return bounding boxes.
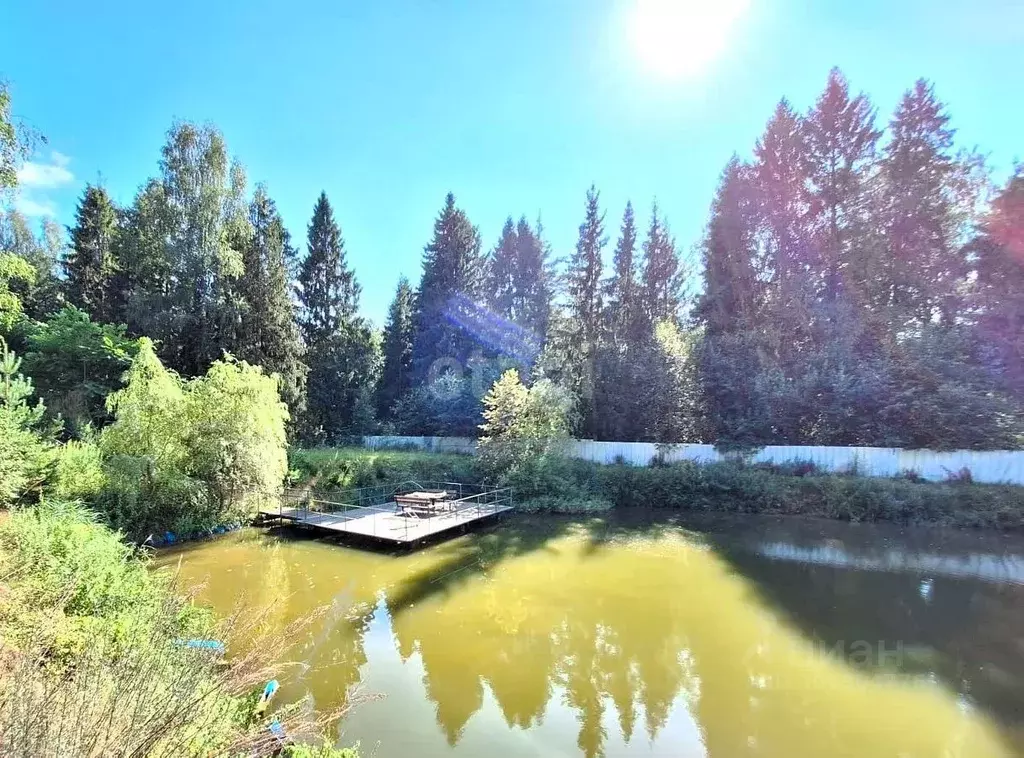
[289,447,1024,531]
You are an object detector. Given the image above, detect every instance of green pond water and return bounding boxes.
[156,512,1024,758]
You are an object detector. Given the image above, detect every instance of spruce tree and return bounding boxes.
[879,79,966,325]
[696,158,761,336]
[605,202,639,343]
[802,68,880,302]
[411,192,483,383]
[640,202,682,326]
[376,276,415,417]
[512,216,551,341]
[567,185,605,351]
[111,179,172,333]
[486,217,518,320]
[753,99,812,297]
[235,185,307,414]
[298,191,359,346]
[296,191,373,439]
[66,185,119,324]
[564,185,606,433]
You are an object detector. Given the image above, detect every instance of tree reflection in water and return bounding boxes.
[159,516,1024,758]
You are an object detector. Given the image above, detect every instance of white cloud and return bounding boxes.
[14,195,58,218]
[12,151,75,218]
[16,151,74,190]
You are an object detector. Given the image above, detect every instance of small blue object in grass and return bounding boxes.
[256,679,280,715]
[178,639,226,654]
[268,719,286,741]
[164,531,176,544]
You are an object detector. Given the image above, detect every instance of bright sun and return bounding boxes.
[628,0,749,80]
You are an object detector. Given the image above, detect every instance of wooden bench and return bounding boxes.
[394,490,450,518]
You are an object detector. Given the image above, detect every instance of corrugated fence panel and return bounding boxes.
[360,437,1024,486]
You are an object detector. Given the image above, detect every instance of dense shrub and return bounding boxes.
[52,438,105,501]
[99,339,289,538]
[0,337,55,505]
[21,306,139,434]
[478,370,574,475]
[289,447,482,491]
[0,502,358,757]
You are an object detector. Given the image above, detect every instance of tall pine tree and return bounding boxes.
[640,202,682,326]
[411,192,483,383]
[376,276,415,418]
[879,79,971,325]
[297,191,376,440]
[486,217,518,320]
[66,185,119,324]
[605,202,640,344]
[234,185,307,414]
[802,68,881,303]
[298,192,359,346]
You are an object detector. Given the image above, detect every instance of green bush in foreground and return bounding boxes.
[0,501,359,757]
[99,338,289,538]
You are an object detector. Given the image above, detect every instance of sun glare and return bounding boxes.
[629,0,749,80]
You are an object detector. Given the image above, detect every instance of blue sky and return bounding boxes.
[4,0,1022,325]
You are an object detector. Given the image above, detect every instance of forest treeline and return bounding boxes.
[3,68,1023,450]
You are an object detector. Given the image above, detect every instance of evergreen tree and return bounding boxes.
[66,184,119,324]
[296,191,374,439]
[234,185,307,415]
[377,276,415,418]
[112,179,172,333]
[972,169,1024,399]
[802,68,881,302]
[297,192,359,346]
[512,216,551,342]
[640,202,682,325]
[410,192,483,383]
[753,99,812,300]
[486,217,518,320]
[605,202,639,343]
[563,185,605,431]
[879,80,971,325]
[696,158,762,337]
[567,185,605,352]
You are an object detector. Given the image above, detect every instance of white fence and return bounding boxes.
[361,436,1024,486]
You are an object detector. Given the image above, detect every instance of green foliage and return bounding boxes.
[183,355,289,510]
[376,276,415,418]
[282,744,360,758]
[0,501,351,757]
[478,370,574,475]
[304,323,381,442]
[66,184,120,324]
[392,373,484,437]
[298,191,360,345]
[0,82,21,192]
[232,185,308,416]
[0,252,34,333]
[99,339,288,537]
[410,193,484,383]
[52,438,106,501]
[22,306,139,433]
[0,211,65,321]
[289,447,481,491]
[0,337,54,504]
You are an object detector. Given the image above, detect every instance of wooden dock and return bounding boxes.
[259,483,513,546]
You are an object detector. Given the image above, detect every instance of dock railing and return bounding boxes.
[273,481,513,541]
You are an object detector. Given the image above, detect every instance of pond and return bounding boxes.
[155,512,1024,758]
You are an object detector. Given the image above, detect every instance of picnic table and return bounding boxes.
[394,490,451,518]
